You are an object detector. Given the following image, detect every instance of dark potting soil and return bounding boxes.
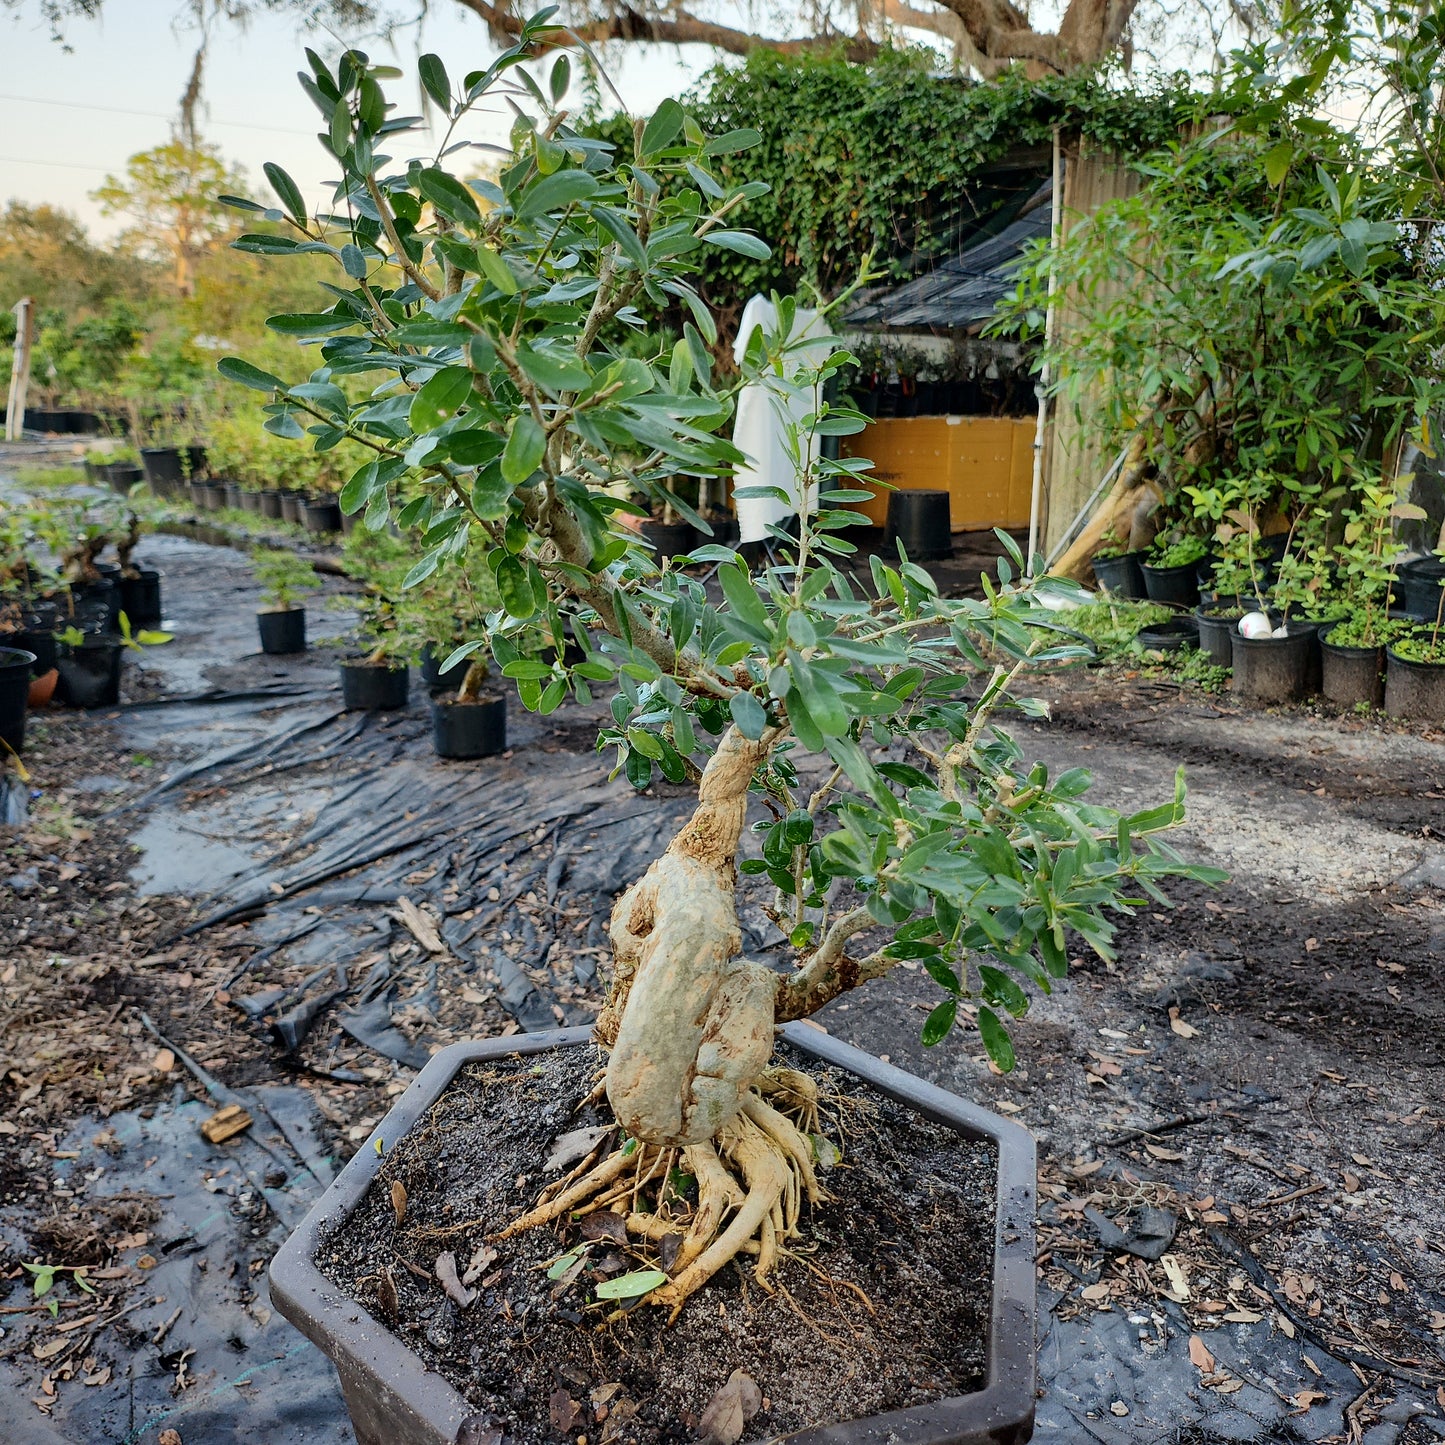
[320,1042,998,1445]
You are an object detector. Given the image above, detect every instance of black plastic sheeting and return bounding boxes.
[0,1086,353,1445]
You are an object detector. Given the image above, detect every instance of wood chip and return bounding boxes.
[200,1104,252,1145]
[152,1049,176,1074]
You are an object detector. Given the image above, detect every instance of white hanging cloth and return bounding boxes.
[730,295,833,544]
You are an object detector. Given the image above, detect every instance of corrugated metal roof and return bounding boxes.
[846,183,1051,334]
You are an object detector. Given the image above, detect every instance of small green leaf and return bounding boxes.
[418,53,451,111]
[547,1246,584,1280]
[417,168,480,224]
[501,415,546,484]
[477,245,519,295]
[594,1268,668,1301]
[977,1005,1016,1072]
[639,99,685,156]
[702,230,771,260]
[218,357,287,392]
[263,162,308,224]
[921,998,957,1046]
[1262,141,1294,187]
[516,169,599,220]
[496,554,537,618]
[550,54,571,103]
[729,691,767,740]
[409,367,474,431]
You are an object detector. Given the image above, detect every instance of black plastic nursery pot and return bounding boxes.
[886,488,953,562]
[280,492,306,526]
[303,497,344,534]
[1384,648,1445,723]
[141,445,207,490]
[638,519,696,562]
[104,463,143,495]
[431,692,507,759]
[1230,622,1315,705]
[1135,616,1200,652]
[1091,550,1148,599]
[260,489,285,520]
[340,659,409,711]
[419,644,469,692]
[1140,559,1201,609]
[258,607,306,656]
[0,647,36,755]
[1321,626,1385,709]
[72,578,120,634]
[269,1025,1037,1445]
[1193,604,1244,667]
[188,479,210,510]
[13,627,57,677]
[118,569,163,628]
[1397,558,1445,621]
[225,481,245,510]
[55,634,123,709]
[240,489,264,515]
[201,481,228,512]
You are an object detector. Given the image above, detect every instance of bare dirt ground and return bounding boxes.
[1,450,1442,1444]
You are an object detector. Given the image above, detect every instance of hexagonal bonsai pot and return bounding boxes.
[269,1024,1037,1445]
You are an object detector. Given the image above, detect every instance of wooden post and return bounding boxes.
[5,298,34,442]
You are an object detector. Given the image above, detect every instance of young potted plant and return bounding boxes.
[251,549,317,654]
[1140,528,1206,607]
[1386,537,1445,722]
[228,39,1222,1445]
[114,512,163,627]
[1318,480,1414,707]
[1090,524,1149,599]
[336,545,414,709]
[54,611,170,709]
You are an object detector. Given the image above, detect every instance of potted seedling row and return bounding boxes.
[226,40,1221,1445]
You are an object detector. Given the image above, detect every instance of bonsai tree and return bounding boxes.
[224,21,1223,1315]
[253,548,318,613]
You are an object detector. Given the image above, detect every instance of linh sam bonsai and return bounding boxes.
[224,19,1224,1318]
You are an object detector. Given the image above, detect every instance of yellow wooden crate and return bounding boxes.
[841,416,1036,531]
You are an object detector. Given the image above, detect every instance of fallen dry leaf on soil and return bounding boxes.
[697,1369,763,1445]
[391,1180,407,1226]
[435,1252,475,1308]
[580,1210,628,1244]
[545,1124,611,1173]
[549,1389,583,1434]
[152,1049,175,1074]
[1188,1336,1216,1373]
[158,1432,182,1445]
[1168,1008,1200,1039]
[1291,1390,1327,1413]
[1161,1255,1191,1301]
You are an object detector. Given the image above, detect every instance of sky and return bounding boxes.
[0,2,711,238]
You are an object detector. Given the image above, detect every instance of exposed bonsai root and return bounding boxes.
[496,1068,832,1322]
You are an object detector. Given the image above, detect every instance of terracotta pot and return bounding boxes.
[27,668,59,708]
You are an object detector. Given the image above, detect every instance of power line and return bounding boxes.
[0,90,311,136]
[0,153,112,173]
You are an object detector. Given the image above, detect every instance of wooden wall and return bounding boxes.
[1040,142,1142,557]
[842,415,1037,531]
